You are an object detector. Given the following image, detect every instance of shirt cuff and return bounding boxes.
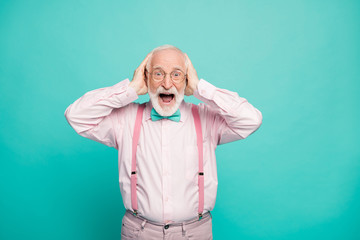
[194,79,217,101]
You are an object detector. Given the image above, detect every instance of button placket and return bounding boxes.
[162,120,172,221]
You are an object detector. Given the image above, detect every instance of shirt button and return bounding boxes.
[164,224,169,229]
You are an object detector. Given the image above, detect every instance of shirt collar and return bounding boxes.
[144,100,188,123]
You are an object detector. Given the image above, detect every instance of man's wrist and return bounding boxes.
[189,78,199,95]
[193,78,200,91]
[128,81,140,95]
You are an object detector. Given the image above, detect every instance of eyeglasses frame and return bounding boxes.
[146,68,187,84]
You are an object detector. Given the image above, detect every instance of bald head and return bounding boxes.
[146,45,188,72]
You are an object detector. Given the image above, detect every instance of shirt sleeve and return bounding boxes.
[193,79,263,145]
[64,79,138,149]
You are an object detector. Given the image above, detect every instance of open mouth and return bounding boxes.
[159,93,175,104]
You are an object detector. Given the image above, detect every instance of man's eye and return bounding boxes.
[155,72,163,76]
[173,71,182,77]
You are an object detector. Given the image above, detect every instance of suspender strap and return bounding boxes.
[191,104,204,218]
[131,103,146,214]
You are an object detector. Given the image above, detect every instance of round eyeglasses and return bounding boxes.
[149,69,186,83]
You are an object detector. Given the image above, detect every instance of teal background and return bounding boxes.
[1,0,359,239]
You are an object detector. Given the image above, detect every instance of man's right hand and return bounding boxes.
[129,53,151,96]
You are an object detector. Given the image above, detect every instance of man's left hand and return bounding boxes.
[184,53,200,96]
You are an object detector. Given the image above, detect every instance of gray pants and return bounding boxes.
[121,210,213,240]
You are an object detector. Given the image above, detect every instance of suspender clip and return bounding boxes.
[131,171,137,175]
[198,213,203,220]
[199,172,204,176]
[133,209,138,216]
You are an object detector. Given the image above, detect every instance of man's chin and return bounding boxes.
[156,103,177,117]
[151,98,178,117]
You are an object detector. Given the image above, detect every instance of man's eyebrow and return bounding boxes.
[172,66,185,71]
[152,65,164,70]
[152,65,185,71]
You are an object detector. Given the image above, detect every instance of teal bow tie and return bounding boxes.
[151,108,181,122]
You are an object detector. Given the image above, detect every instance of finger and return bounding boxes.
[184,53,194,74]
[184,53,192,64]
[139,53,152,69]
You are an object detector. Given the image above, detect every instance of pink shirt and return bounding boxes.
[64,79,262,223]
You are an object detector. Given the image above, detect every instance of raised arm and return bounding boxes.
[64,53,150,148]
[185,53,262,145]
[64,79,138,148]
[194,80,262,145]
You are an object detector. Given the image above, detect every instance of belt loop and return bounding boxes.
[141,219,147,230]
[182,222,186,237]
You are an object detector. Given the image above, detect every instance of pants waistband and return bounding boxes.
[124,210,211,230]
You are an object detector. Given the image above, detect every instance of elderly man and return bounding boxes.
[64,45,262,239]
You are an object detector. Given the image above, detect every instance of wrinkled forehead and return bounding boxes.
[150,49,186,72]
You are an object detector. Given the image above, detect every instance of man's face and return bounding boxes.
[147,49,187,116]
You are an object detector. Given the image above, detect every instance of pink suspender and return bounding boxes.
[131,103,146,216]
[131,103,204,219]
[191,104,205,219]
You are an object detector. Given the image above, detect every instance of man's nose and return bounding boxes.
[161,74,173,90]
